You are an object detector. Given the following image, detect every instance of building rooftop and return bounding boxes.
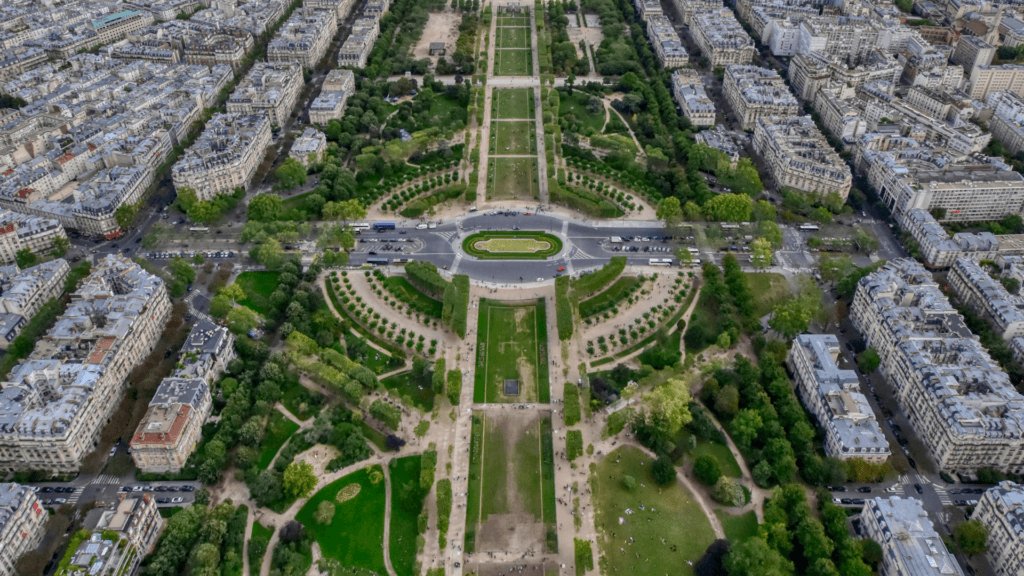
[864,496,963,576]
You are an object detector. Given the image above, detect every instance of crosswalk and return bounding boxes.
[436,231,458,243]
[184,291,213,324]
[450,254,462,274]
[567,246,600,260]
[94,474,121,485]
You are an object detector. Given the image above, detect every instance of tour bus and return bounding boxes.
[686,247,700,254]
[649,258,674,266]
[799,224,820,231]
[189,227,209,232]
[393,258,411,264]
[351,222,370,230]
[721,223,741,230]
[366,257,390,266]
[373,222,396,231]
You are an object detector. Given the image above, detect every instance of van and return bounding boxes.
[469,206,477,212]
[428,222,437,229]
[610,236,622,243]
[416,223,428,230]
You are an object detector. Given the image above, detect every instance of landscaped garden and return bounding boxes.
[491,121,536,155]
[235,271,282,315]
[462,231,562,260]
[472,298,549,403]
[495,48,532,75]
[380,370,436,411]
[492,88,535,119]
[591,446,715,575]
[257,411,300,469]
[389,456,428,576]
[488,157,538,200]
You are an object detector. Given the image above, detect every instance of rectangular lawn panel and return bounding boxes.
[495,49,532,76]
[592,446,716,575]
[296,466,386,575]
[380,370,435,411]
[235,271,282,315]
[539,414,558,552]
[488,157,538,200]
[382,276,442,318]
[492,88,534,119]
[498,26,530,48]
[389,456,427,576]
[465,414,485,552]
[474,298,549,403]
[491,121,535,155]
[498,16,530,25]
[257,411,299,469]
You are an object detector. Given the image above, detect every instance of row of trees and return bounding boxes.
[142,501,247,576]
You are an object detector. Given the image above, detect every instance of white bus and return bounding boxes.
[189,227,209,232]
[649,258,674,266]
[686,247,700,254]
[721,223,741,230]
[351,222,370,230]
[799,224,820,231]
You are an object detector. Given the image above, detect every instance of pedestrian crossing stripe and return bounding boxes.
[450,254,462,274]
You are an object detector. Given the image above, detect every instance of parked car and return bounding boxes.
[156,497,170,504]
[914,483,924,494]
[171,497,184,503]
[829,486,846,492]
[857,487,872,493]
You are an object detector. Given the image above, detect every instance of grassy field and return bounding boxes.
[492,121,535,155]
[716,510,759,545]
[477,238,550,252]
[463,231,562,260]
[296,466,386,575]
[488,157,538,200]
[464,411,557,554]
[252,520,274,541]
[383,276,442,318]
[592,447,716,576]
[279,377,318,421]
[257,411,300,469]
[495,49,532,75]
[578,276,639,318]
[389,456,427,576]
[380,370,435,411]
[493,89,534,119]
[559,90,607,135]
[747,273,791,319]
[498,16,529,25]
[498,26,530,48]
[235,271,282,315]
[473,298,549,403]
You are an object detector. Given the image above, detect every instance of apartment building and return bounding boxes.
[969,64,1024,100]
[633,0,662,19]
[0,255,170,472]
[0,210,66,265]
[672,0,722,25]
[290,127,327,166]
[226,61,303,126]
[991,91,1024,156]
[671,69,715,127]
[861,496,965,576]
[949,257,1024,340]
[1001,16,1024,48]
[0,483,45,576]
[131,378,212,474]
[691,9,755,67]
[310,68,355,124]
[723,65,799,130]
[851,259,1024,474]
[796,16,882,63]
[789,50,903,102]
[787,334,891,463]
[0,259,70,348]
[172,113,272,201]
[694,125,742,165]
[975,481,1024,576]
[900,208,999,268]
[67,494,162,576]
[305,0,358,19]
[338,16,380,68]
[646,16,687,68]
[182,30,255,72]
[90,10,154,45]
[951,35,996,75]
[753,115,852,199]
[267,8,337,68]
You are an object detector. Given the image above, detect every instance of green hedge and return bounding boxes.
[446,369,462,405]
[451,275,469,339]
[436,479,453,549]
[399,184,466,218]
[572,256,626,300]
[566,430,583,460]
[563,382,581,426]
[550,182,624,218]
[406,261,448,298]
[555,275,573,340]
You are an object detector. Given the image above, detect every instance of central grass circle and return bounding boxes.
[462,231,563,260]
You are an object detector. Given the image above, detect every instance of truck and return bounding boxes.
[610,236,622,243]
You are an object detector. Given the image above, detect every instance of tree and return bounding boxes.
[248,194,284,222]
[115,203,139,229]
[675,247,694,264]
[645,378,693,435]
[758,220,783,248]
[693,454,722,485]
[656,196,683,226]
[253,239,283,269]
[220,283,246,302]
[280,521,304,542]
[703,194,753,222]
[954,520,989,556]
[622,475,636,492]
[714,385,739,416]
[798,517,834,562]
[250,470,282,506]
[314,501,336,524]
[51,236,70,257]
[177,187,199,212]
[752,199,776,221]
[210,294,233,318]
[857,348,881,373]
[769,294,820,338]
[169,257,196,285]
[14,249,36,269]
[283,460,318,499]
[651,455,676,485]
[226,306,259,335]
[861,538,883,569]
[1002,213,1024,233]
[751,237,773,268]
[682,201,704,221]
[724,536,795,576]
[322,199,367,222]
[712,477,745,506]
[276,158,308,190]
[730,409,762,448]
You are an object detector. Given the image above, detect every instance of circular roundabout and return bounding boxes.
[461,231,563,260]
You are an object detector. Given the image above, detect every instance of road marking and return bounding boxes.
[450,254,462,274]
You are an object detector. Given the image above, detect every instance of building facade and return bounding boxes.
[226,61,303,126]
[723,64,800,130]
[974,481,1024,576]
[267,8,337,68]
[671,69,715,127]
[171,113,272,201]
[948,257,1024,340]
[0,483,45,576]
[752,115,852,199]
[691,9,755,67]
[861,496,965,576]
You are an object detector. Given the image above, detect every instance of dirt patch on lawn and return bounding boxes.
[412,11,462,62]
[469,562,550,576]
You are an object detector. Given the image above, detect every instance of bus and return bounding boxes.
[721,224,741,230]
[373,222,396,231]
[366,257,390,266]
[351,222,370,230]
[799,224,820,231]
[393,258,411,264]
[189,227,209,232]
[686,247,700,254]
[649,258,674,266]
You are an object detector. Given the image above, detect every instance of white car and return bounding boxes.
[109,448,117,456]
[171,497,184,503]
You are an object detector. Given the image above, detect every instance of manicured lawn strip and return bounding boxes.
[235,271,281,315]
[389,456,426,576]
[592,447,715,576]
[670,428,742,478]
[613,316,682,360]
[497,16,529,25]
[747,273,791,319]
[513,416,543,521]
[715,510,759,544]
[481,413,509,518]
[381,370,435,411]
[383,276,443,318]
[492,121,535,155]
[498,26,530,48]
[257,411,300,469]
[492,88,534,119]
[495,49,532,75]
[536,299,550,404]
[572,256,626,299]
[579,276,639,318]
[591,357,614,367]
[463,231,562,260]
[464,414,484,553]
[539,415,558,552]
[296,466,386,575]
[488,156,538,200]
